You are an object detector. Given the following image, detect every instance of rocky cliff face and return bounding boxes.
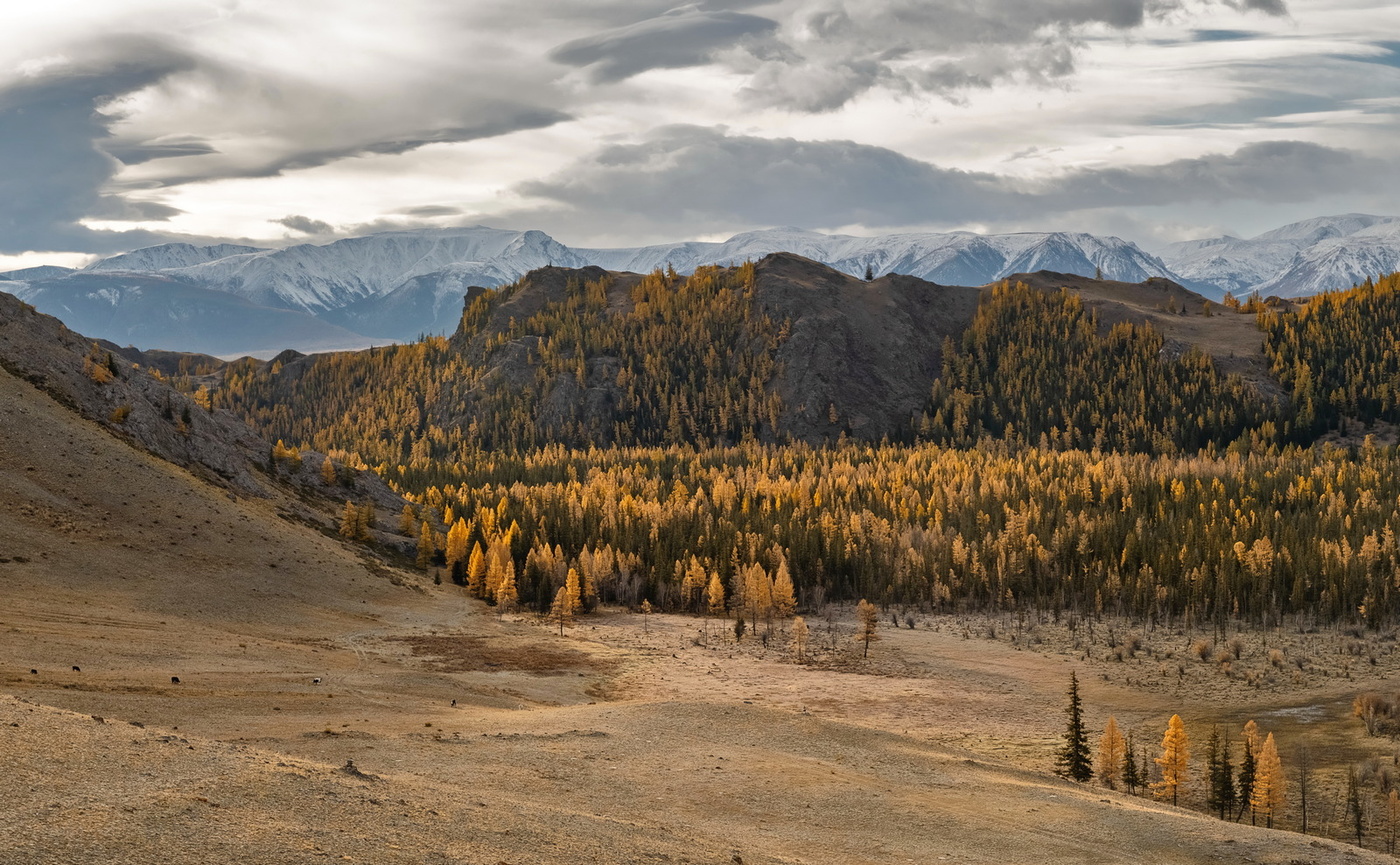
[752,253,980,441]
[0,289,403,511]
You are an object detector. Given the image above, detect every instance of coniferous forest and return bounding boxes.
[194,262,1400,626]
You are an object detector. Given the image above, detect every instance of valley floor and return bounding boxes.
[2,361,1394,864]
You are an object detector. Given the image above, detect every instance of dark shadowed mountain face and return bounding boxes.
[209,254,1268,462]
[752,253,981,441]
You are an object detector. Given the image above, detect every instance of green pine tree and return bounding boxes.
[1055,671,1093,782]
[1124,732,1141,795]
[1206,727,1237,820]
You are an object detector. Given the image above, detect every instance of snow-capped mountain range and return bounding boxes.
[2,215,1397,356]
[1157,214,1400,298]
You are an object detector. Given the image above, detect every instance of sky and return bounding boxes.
[3,0,1400,269]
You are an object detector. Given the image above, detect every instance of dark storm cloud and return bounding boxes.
[510,126,1384,235]
[273,215,333,235]
[549,6,779,82]
[517,125,1009,226]
[154,107,573,187]
[1048,141,1386,206]
[0,38,191,253]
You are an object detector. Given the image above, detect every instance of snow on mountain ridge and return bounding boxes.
[1159,214,1400,298]
[86,243,269,273]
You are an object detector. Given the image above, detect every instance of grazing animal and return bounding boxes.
[29,669,37,675]
[71,666,80,672]
[451,699,457,707]
[171,676,181,684]
[312,677,322,684]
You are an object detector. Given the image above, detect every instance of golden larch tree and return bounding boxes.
[772,560,797,618]
[466,542,486,598]
[706,571,726,617]
[320,455,337,485]
[397,504,417,535]
[552,585,575,636]
[339,501,359,540]
[495,560,518,617]
[1153,714,1190,806]
[1250,732,1285,828]
[445,517,470,568]
[566,567,583,613]
[355,502,373,541]
[485,540,509,600]
[1098,716,1126,789]
[415,520,434,570]
[791,615,809,661]
[856,599,879,658]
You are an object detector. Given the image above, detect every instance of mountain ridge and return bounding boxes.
[6,214,1400,355]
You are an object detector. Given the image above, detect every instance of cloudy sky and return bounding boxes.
[3,0,1399,268]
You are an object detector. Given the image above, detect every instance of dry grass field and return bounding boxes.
[3,361,1396,863]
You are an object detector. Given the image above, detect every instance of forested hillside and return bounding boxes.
[1259,271,1400,437]
[918,282,1280,453]
[193,257,1400,624]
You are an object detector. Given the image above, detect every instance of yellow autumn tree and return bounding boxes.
[706,571,726,617]
[1153,714,1190,806]
[466,542,486,598]
[320,455,337,485]
[485,540,508,600]
[745,563,772,626]
[772,560,797,618]
[552,585,574,635]
[1098,716,1126,789]
[415,520,433,570]
[445,517,470,568]
[496,559,518,616]
[1250,732,1285,828]
[355,502,373,541]
[791,615,809,661]
[681,556,708,612]
[397,504,417,535]
[856,599,879,658]
[565,567,583,613]
[339,501,359,540]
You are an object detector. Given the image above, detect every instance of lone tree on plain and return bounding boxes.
[1097,715,1125,789]
[552,585,575,636]
[791,616,809,661]
[1056,671,1093,782]
[855,599,879,658]
[640,599,652,633]
[863,263,874,281]
[1153,714,1190,806]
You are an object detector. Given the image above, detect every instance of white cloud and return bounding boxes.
[3,0,1400,260]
